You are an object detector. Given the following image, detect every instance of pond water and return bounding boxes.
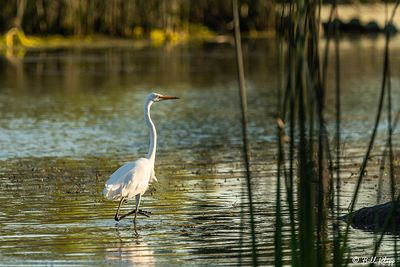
[0,37,399,265]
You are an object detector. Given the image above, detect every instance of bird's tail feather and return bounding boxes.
[103,185,122,200]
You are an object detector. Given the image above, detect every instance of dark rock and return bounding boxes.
[322,18,343,36]
[384,23,398,36]
[365,21,381,33]
[341,201,400,233]
[346,18,365,33]
[322,18,397,36]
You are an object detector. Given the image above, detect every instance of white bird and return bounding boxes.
[103,92,179,222]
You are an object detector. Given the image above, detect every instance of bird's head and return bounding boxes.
[148,92,179,103]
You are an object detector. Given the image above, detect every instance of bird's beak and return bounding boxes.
[160,95,179,101]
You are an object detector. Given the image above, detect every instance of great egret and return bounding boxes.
[103,92,179,222]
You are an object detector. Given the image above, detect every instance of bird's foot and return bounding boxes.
[114,209,151,221]
[138,209,151,218]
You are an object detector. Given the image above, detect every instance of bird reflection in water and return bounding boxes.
[106,224,155,266]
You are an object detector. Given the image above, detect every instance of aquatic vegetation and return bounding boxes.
[272,0,400,266]
[0,1,399,265]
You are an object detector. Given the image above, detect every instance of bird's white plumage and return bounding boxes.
[103,158,152,201]
[102,92,178,221]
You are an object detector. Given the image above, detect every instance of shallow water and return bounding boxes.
[0,37,399,265]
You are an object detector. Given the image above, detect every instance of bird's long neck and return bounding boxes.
[145,100,157,164]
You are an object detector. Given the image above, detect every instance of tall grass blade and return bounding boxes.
[341,1,399,263]
[232,0,258,265]
[333,6,342,267]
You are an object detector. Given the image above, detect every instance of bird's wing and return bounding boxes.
[103,159,151,200]
[103,162,136,200]
[105,162,136,187]
[122,159,152,197]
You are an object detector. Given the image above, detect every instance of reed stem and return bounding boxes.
[232,0,258,265]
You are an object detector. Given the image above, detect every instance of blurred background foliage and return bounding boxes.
[0,0,276,38]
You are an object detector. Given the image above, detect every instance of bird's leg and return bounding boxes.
[113,195,150,221]
[132,195,152,218]
[134,194,141,221]
[139,209,151,216]
[114,197,125,221]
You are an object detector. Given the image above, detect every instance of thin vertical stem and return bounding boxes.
[276,119,284,267]
[275,7,286,267]
[316,2,336,265]
[385,1,397,263]
[297,58,315,267]
[333,6,342,267]
[232,0,258,265]
[287,5,298,264]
